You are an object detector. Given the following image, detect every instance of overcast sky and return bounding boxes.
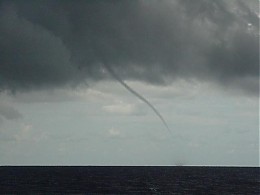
[0,0,259,166]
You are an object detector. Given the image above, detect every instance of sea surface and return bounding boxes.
[0,166,259,194]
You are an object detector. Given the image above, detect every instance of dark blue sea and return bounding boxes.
[0,166,259,194]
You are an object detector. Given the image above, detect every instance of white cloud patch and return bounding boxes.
[107,128,125,139]
[11,123,48,143]
[103,102,145,116]
[14,123,33,142]
[108,128,120,136]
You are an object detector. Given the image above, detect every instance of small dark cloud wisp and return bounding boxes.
[0,103,22,121]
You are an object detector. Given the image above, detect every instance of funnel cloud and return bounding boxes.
[103,63,172,135]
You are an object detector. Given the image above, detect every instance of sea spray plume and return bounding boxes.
[103,63,172,135]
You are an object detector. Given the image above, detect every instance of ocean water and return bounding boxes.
[0,166,259,194]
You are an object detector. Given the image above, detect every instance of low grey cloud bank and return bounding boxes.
[0,0,258,95]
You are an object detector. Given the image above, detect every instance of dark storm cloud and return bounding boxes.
[0,0,258,94]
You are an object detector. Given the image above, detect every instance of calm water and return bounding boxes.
[0,166,259,194]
